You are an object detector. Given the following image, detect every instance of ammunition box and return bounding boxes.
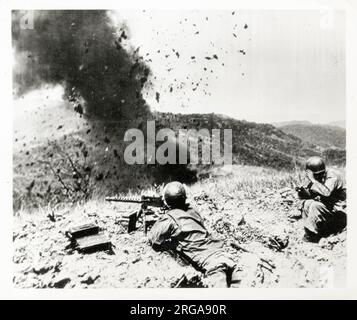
[75,232,112,253]
[66,223,100,239]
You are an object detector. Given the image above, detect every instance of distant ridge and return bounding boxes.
[271,120,312,128]
[275,122,345,149]
[328,120,345,129]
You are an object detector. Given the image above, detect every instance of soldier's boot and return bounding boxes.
[229,267,242,288]
[302,227,321,243]
[204,269,229,288]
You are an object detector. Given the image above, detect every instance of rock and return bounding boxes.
[132,257,141,264]
[95,173,103,181]
[266,226,289,251]
[80,275,100,285]
[238,215,246,226]
[319,236,340,250]
[319,238,328,248]
[51,276,71,288]
[33,265,52,275]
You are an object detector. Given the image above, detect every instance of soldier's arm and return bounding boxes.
[310,176,338,198]
[147,215,176,248]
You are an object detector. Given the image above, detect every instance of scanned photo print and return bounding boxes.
[12,9,346,289]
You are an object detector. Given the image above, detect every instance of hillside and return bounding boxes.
[154,112,346,174]
[13,90,346,212]
[13,91,338,212]
[275,123,345,150]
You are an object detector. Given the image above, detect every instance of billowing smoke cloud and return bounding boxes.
[12,10,151,120]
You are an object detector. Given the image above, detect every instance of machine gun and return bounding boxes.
[105,195,167,234]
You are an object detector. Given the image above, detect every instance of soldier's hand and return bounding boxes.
[305,169,315,182]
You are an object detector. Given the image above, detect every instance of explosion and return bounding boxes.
[12,10,151,120]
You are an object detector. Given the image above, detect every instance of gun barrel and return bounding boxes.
[105,196,142,203]
[105,195,165,208]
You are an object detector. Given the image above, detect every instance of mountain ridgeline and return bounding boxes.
[276,122,345,149]
[13,108,345,211]
[154,112,345,169]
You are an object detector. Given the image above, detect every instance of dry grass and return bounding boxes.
[13,165,347,288]
[190,165,304,201]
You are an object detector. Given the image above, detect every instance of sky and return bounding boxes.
[112,10,345,124]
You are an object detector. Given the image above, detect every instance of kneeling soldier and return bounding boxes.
[292,156,346,242]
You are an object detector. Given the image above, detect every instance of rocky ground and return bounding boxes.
[13,166,347,288]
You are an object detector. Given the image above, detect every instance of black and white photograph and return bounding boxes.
[2,0,356,300]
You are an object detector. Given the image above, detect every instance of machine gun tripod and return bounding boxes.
[105,195,167,234]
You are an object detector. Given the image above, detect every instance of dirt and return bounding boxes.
[13,173,346,288]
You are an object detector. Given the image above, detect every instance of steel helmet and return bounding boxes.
[306,156,326,174]
[163,181,187,208]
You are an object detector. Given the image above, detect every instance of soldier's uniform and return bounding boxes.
[301,169,346,236]
[148,206,240,287]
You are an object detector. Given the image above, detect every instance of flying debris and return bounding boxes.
[119,30,128,41]
[244,23,248,29]
[114,40,121,51]
[155,92,160,103]
[74,103,83,115]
